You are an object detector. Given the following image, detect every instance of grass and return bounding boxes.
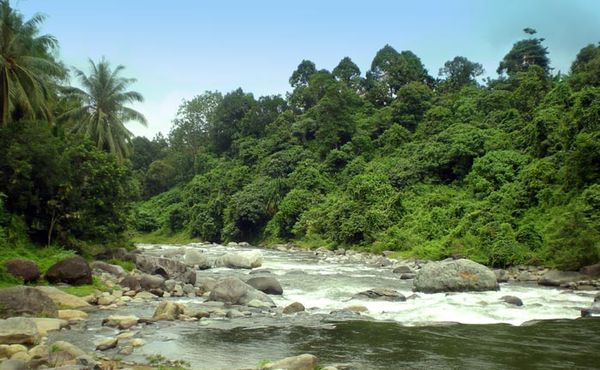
[108,257,135,271]
[59,276,109,297]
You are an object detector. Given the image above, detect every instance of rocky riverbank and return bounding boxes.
[1,242,599,370]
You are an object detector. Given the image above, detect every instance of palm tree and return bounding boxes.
[61,58,147,160]
[0,0,64,125]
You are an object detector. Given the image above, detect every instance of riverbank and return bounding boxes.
[1,241,599,369]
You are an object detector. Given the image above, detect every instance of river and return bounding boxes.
[50,243,600,369]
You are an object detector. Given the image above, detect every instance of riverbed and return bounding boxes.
[50,243,600,369]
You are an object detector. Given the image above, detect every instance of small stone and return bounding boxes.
[95,337,118,351]
[58,309,88,321]
[500,295,523,306]
[282,302,305,314]
[130,338,145,347]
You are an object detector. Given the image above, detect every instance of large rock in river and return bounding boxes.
[4,259,40,283]
[44,256,92,285]
[0,317,40,345]
[135,255,187,279]
[90,261,126,278]
[35,286,90,309]
[214,251,263,269]
[208,277,275,306]
[262,354,319,370]
[246,276,283,295]
[0,286,57,318]
[538,270,587,287]
[414,259,498,293]
[183,249,211,269]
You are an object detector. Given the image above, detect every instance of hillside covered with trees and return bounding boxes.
[131,30,600,270]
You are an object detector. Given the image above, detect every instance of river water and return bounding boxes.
[51,244,600,369]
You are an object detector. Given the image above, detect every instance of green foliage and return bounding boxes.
[132,40,600,270]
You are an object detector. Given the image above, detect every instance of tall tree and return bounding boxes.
[0,0,64,125]
[333,57,361,85]
[497,28,550,77]
[61,58,146,160]
[438,56,484,90]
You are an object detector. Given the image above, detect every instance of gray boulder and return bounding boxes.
[208,277,275,307]
[538,270,587,287]
[214,251,263,269]
[352,288,405,301]
[0,286,57,319]
[580,263,600,277]
[392,265,413,274]
[195,276,217,293]
[135,255,187,279]
[246,276,283,295]
[45,256,92,285]
[414,259,498,293]
[500,295,523,306]
[90,261,126,277]
[139,274,165,291]
[494,269,509,283]
[0,317,40,345]
[119,275,141,291]
[183,249,210,269]
[282,302,305,314]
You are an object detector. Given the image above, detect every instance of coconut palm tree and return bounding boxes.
[61,58,147,160]
[0,0,64,125]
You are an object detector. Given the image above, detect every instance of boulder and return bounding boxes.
[344,305,368,313]
[135,255,187,280]
[208,277,275,307]
[119,275,142,291]
[263,354,319,370]
[0,318,40,345]
[0,360,26,370]
[0,286,57,318]
[400,273,416,280]
[500,295,523,306]
[35,287,90,309]
[95,337,118,351]
[31,318,68,336]
[494,269,509,283]
[102,315,139,330]
[214,251,263,269]
[414,259,499,293]
[44,256,92,285]
[49,341,86,358]
[352,288,405,302]
[580,263,600,277]
[183,249,211,269]
[97,295,116,306]
[90,261,126,277]
[152,301,185,321]
[392,265,413,274]
[139,274,165,291]
[246,276,283,295]
[283,302,305,315]
[58,310,88,321]
[538,270,587,287]
[195,276,217,292]
[4,259,40,283]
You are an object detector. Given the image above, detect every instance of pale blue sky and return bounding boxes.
[16,0,600,138]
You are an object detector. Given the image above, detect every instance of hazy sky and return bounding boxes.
[16,0,600,138]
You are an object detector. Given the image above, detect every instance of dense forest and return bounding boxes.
[0,0,599,272]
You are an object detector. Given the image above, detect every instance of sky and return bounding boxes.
[16,0,600,138]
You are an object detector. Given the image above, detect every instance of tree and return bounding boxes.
[60,58,146,160]
[0,0,65,125]
[332,57,361,86]
[497,29,550,76]
[439,56,484,90]
[570,43,600,90]
[169,91,222,153]
[289,60,316,88]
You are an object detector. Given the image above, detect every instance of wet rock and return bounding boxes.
[102,315,139,329]
[344,305,368,313]
[352,288,406,302]
[246,276,283,295]
[0,359,26,370]
[539,270,587,287]
[119,275,142,291]
[97,294,116,306]
[369,256,392,267]
[249,269,272,275]
[226,309,244,318]
[184,249,210,269]
[400,273,416,280]
[494,269,509,283]
[516,271,538,282]
[138,273,165,291]
[4,259,40,283]
[0,286,57,318]
[208,277,275,307]
[45,256,92,285]
[195,276,217,293]
[133,291,157,300]
[500,295,523,306]
[248,299,272,309]
[90,261,126,278]
[214,251,263,269]
[392,265,413,274]
[36,287,90,310]
[0,318,40,345]
[130,338,145,347]
[119,345,133,355]
[135,255,187,280]
[283,302,305,315]
[4,344,27,357]
[32,318,68,336]
[406,294,420,300]
[580,263,600,277]
[414,259,499,293]
[95,337,118,351]
[262,354,319,370]
[152,301,185,321]
[28,344,49,359]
